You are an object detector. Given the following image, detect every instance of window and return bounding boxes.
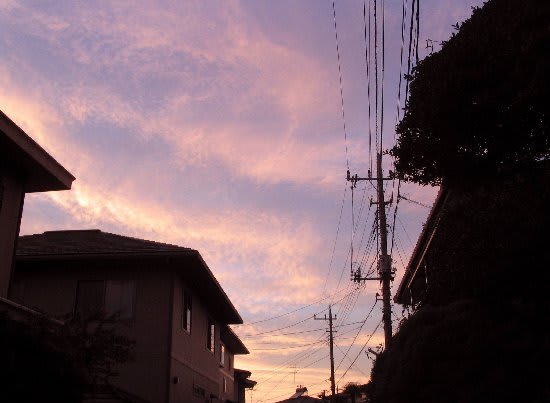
[207,319,215,353]
[193,384,206,398]
[220,344,225,366]
[75,280,135,319]
[76,281,104,317]
[223,377,227,393]
[182,291,192,333]
[105,281,135,319]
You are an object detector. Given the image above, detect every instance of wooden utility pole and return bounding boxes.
[347,151,394,348]
[314,305,337,401]
[375,152,393,348]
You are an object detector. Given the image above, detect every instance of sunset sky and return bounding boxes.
[1,1,484,401]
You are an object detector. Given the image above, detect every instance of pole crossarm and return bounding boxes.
[353,276,382,282]
[346,170,393,184]
[348,152,394,349]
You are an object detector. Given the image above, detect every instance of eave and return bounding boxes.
[0,109,75,192]
[221,326,249,355]
[394,187,450,304]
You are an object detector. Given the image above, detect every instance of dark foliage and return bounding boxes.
[366,300,549,403]
[342,382,366,403]
[66,313,136,386]
[420,165,550,307]
[0,313,83,402]
[379,4,550,399]
[0,312,134,402]
[391,0,550,186]
[367,166,550,402]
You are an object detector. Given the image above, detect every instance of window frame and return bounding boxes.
[182,290,192,333]
[220,343,225,367]
[207,319,215,353]
[74,279,136,321]
[74,280,105,318]
[104,280,136,320]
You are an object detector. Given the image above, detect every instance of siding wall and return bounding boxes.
[0,171,24,298]
[10,260,173,403]
[169,276,235,403]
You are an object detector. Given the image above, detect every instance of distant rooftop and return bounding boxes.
[17,229,193,256]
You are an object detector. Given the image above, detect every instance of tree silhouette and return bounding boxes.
[0,312,134,402]
[391,0,549,186]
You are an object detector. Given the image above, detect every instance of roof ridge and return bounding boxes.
[17,229,195,256]
[99,230,184,249]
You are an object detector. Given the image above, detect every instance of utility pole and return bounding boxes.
[347,151,394,348]
[314,305,337,401]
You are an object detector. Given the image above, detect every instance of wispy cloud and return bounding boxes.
[1,1,485,401]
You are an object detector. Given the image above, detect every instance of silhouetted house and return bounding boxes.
[13,229,254,403]
[395,164,550,309]
[0,109,74,299]
[234,369,256,403]
[394,188,448,308]
[275,386,324,403]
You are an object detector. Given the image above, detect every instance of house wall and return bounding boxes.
[10,259,173,403]
[169,276,236,403]
[234,380,245,403]
[0,171,24,298]
[220,349,235,402]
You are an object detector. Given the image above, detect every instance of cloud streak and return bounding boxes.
[1,1,486,401]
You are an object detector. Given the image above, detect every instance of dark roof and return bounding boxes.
[394,188,449,304]
[275,396,322,403]
[234,369,256,388]
[221,326,249,355]
[16,230,243,324]
[17,229,192,256]
[0,109,75,192]
[234,369,252,378]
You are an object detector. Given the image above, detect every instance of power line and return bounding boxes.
[253,339,326,351]
[405,0,418,106]
[238,281,354,327]
[331,0,350,170]
[322,183,349,296]
[363,0,373,173]
[334,300,378,373]
[393,231,408,270]
[237,282,355,335]
[393,0,409,165]
[250,287,363,384]
[243,320,367,339]
[334,344,370,377]
[336,319,382,386]
[380,0,386,153]
[390,179,402,256]
[374,0,379,154]
[399,194,431,208]
[254,339,325,384]
[242,285,356,337]
[415,0,420,65]
[397,215,414,246]
[258,371,293,403]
